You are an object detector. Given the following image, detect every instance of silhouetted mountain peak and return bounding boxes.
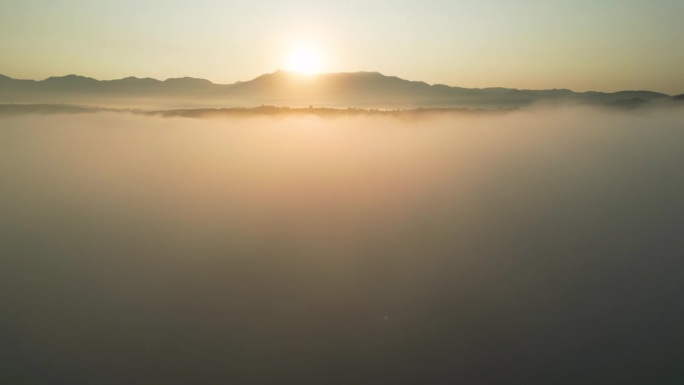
[163,77,213,86]
[251,70,394,83]
[249,70,321,81]
[120,76,155,81]
[45,74,98,83]
[112,76,161,84]
[101,77,163,91]
[674,94,684,101]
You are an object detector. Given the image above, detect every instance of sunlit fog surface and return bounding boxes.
[1,108,683,384]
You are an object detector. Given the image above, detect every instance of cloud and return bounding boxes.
[1,107,683,384]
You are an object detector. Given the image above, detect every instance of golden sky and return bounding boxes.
[1,0,683,94]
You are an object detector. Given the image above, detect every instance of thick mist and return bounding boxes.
[1,108,684,385]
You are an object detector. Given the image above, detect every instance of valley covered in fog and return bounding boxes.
[1,107,684,384]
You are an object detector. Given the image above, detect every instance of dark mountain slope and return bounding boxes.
[0,71,673,109]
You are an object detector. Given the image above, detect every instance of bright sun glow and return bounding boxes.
[286,45,322,74]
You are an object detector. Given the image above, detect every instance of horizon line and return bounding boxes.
[0,70,676,96]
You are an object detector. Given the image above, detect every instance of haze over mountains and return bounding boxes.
[0,71,679,109]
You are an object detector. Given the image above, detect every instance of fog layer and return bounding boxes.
[1,108,683,384]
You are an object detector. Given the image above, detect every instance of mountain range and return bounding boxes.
[0,71,679,109]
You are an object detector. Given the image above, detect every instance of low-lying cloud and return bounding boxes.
[1,107,683,384]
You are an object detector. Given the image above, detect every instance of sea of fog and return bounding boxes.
[1,107,683,384]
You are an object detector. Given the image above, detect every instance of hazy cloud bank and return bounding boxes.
[1,107,683,384]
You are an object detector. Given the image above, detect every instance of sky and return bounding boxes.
[1,0,683,94]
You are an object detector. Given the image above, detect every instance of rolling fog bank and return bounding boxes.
[1,108,684,384]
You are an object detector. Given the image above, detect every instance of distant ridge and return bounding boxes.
[0,71,675,109]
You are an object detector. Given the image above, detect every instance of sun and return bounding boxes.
[286,45,322,74]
